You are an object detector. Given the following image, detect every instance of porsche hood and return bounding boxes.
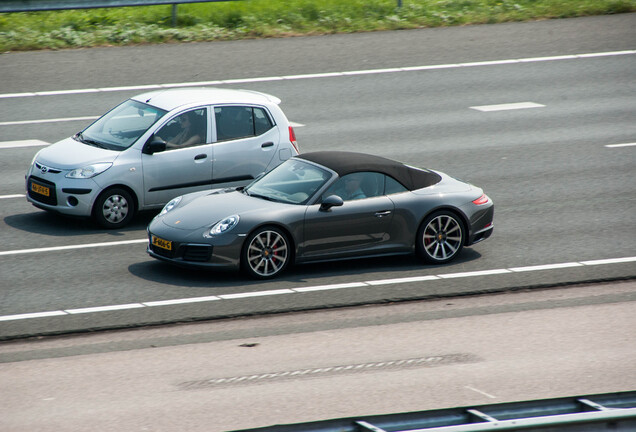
[157,190,284,230]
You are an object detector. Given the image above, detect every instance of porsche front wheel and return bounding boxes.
[242,227,291,279]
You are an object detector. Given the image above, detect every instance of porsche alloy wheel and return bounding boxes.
[417,211,464,264]
[243,227,290,279]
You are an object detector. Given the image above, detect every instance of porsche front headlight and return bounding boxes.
[206,215,240,237]
[159,196,182,216]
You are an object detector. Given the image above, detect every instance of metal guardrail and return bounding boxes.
[0,0,234,13]
[0,0,403,14]
[232,391,636,432]
[0,0,238,27]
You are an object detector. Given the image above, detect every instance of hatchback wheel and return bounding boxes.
[93,188,135,229]
[417,211,464,263]
[242,227,290,279]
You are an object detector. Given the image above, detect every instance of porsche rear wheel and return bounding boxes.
[417,211,464,264]
[242,227,291,279]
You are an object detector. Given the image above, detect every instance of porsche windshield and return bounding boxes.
[77,100,167,151]
[245,159,331,204]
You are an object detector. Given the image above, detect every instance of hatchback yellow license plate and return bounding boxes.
[31,182,50,197]
[152,235,172,251]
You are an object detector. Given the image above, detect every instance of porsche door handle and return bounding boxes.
[261,142,274,148]
[194,154,207,160]
[375,210,392,218]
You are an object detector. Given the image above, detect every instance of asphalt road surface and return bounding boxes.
[0,14,635,340]
[1,282,635,431]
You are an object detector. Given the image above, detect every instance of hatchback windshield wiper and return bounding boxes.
[75,132,106,149]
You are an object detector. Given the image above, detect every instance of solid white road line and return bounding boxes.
[1,121,304,130]
[470,102,546,112]
[0,311,68,321]
[0,194,25,199]
[0,139,49,148]
[0,117,98,127]
[509,262,583,272]
[0,239,147,256]
[438,268,512,278]
[65,304,145,314]
[605,143,636,148]
[1,255,634,322]
[0,50,633,100]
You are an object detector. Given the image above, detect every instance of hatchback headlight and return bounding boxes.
[66,163,112,179]
[206,215,240,237]
[159,196,182,216]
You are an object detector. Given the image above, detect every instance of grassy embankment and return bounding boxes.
[1,0,634,52]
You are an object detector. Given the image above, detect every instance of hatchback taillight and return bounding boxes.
[472,194,490,205]
[289,126,299,153]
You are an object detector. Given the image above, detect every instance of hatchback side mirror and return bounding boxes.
[320,195,344,212]
[143,136,167,155]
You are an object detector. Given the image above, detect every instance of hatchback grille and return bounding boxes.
[34,162,62,174]
[28,176,58,205]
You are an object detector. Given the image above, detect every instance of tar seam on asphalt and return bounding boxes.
[178,353,481,390]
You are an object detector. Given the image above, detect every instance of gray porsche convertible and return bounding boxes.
[147,151,494,279]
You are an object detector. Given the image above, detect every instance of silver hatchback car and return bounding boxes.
[25,88,300,228]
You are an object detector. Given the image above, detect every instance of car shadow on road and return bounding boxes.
[128,249,483,288]
[283,249,484,282]
[128,260,250,288]
[4,210,157,237]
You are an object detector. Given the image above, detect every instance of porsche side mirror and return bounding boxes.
[320,195,344,212]
[143,136,167,155]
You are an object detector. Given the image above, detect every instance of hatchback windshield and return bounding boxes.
[245,159,331,204]
[77,100,167,151]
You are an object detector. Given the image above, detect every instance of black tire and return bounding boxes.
[416,210,464,264]
[242,226,291,279]
[93,188,135,229]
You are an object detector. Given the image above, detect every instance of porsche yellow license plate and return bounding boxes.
[31,182,50,197]
[152,235,172,251]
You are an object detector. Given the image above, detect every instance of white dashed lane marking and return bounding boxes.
[470,102,546,112]
[605,143,636,148]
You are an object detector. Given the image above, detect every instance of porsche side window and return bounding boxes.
[384,175,408,195]
[323,172,384,201]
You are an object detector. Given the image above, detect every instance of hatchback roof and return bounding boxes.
[297,151,441,191]
[132,87,281,111]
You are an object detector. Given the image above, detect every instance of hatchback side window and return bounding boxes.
[254,107,274,135]
[155,108,207,150]
[215,106,274,141]
[215,106,252,141]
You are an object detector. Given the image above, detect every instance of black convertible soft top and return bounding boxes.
[297,151,441,191]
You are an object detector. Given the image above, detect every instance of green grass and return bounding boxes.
[1,0,634,52]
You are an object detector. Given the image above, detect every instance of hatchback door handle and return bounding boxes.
[194,154,207,160]
[261,142,274,148]
[375,210,392,217]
